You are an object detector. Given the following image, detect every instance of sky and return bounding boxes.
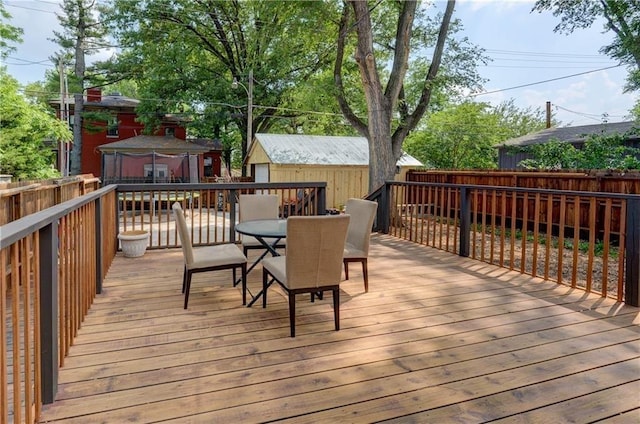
[3,0,639,127]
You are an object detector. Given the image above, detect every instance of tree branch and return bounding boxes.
[334,2,367,136]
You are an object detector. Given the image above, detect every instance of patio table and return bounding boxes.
[235,219,287,307]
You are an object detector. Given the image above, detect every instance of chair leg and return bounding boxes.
[241,263,247,305]
[183,271,193,309]
[344,260,349,280]
[333,287,340,331]
[262,268,268,308]
[361,259,368,293]
[310,291,323,302]
[182,266,187,293]
[289,292,296,337]
[235,246,249,287]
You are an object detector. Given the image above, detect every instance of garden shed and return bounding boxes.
[245,133,423,208]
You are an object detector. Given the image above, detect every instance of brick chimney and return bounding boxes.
[87,88,102,102]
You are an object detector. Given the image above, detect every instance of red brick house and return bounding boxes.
[52,88,222,180]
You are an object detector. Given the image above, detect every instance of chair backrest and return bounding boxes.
[285,215,350,289]
[238,194,280,222]
[172,202,194,265]
[344,198,378,254]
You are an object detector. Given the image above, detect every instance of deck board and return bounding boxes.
[38,234,640,423]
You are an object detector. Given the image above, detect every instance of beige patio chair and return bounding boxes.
[238,194,286,257]
[261,214,350,337]
[172,202,248,308]
[343,198,378,292]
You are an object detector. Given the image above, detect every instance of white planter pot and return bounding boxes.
[118,230,150,258]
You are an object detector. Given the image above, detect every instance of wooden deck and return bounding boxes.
[38,234,640,423]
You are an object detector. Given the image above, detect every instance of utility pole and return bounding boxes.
[58,58,67,176]
[546,101,551,128]
[247,69,253,154]
[233,69,253,177]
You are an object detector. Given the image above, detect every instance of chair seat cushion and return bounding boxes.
[343,242,366,259]
[188,243,247,270]
[241,236,286,248]
[262,256,287,286]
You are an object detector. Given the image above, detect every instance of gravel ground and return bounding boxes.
[396,218,623,299]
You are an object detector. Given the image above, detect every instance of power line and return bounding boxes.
[469,64,623,97]
[484,49,605,59]
[553,104,631,122]
[5,56,53,67]
[4,1,57,14]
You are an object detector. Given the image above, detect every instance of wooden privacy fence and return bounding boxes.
[406,170,640,241]
[377,181,640,307]
[0,175,101,226]
[1,187,117,424]
[407,169,640,193]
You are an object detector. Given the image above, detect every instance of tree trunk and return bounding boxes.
[367,109,396,192]
[335,0,455,192]
[350,1,414,191]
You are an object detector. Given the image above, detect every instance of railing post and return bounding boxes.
[95,196,103,294]
[39,221,59,404]
[317,186,326,215]
[229,189,237,243]
[625,197,640,307]
[380,183,391,234]
[459,186,471,257]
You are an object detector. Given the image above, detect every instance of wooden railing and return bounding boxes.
[0,175,101,226]
[1,181,325,423]
[5,178,637,423]
[115,182,327,249]
[377,181,639,307]
[1,186,117,424]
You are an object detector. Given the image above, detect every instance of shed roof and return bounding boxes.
[98,135,210,154]
[252,133,423,166]
[498,121,638,148]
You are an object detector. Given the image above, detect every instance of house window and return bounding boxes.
[107,116,118,137]
[143,164,169,181]
[165,127,175,136]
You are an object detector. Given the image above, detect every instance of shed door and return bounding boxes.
[254,164,269,183]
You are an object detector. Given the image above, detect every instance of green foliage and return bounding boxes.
[517,139,581,170]
[101,0,342,166]
[518,128,640,170]
[0,3,23,59]
[405,100,547,169]
[0,69,72,179]
[271,68,358,136]
[50,0,110,78]
[632,100,640,121]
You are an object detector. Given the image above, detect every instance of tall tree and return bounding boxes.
[50,0,109,175]
[335,0,485,191]
[404,100,549,169]
[104,0,340,175]
[0,69,72,179]
[533,0,640,92]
